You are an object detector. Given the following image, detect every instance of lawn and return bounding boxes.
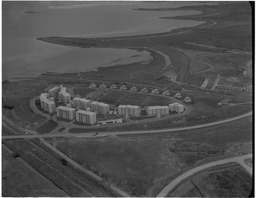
[193,163,252,197]
[2,147,68,197]
[36,121,58,134]
[55,115,252,196]
[169,163,252,197]
[72,87,96,97]
[97,91,129,105]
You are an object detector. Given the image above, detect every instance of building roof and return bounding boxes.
[49,87,60,91]
[184,96,192,102]
[41,98,55,105]
[57,106,75,111]
[127,105,139,108]
[118,105,127,108]
[169,102,180,106]
[76,110,96,115]
[174,92,182,97]
[61,92,71,97]
[148,106,169,109]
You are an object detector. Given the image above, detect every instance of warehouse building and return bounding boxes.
[147,106,169,116]
[76,110,97,125]
[56,106,76,120]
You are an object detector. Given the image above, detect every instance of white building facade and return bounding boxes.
[147,106,169,116]
[76,110,97,125]
[56,106,76,120]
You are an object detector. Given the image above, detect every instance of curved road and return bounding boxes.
[157,154,252,197]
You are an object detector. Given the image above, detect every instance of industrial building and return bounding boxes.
[98,118,122,125]
[56,106,76,120]
[73,97,91,110]
[48,87,60,98]
[59,91,71,104]
[147,106,169,116]
[118,105,140,117]
[76,110,97,125]
[41,99,56,113]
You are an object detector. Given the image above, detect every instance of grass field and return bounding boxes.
[169,163,252,197]
[56,116,252,196]
[97,91,129,105]
[36,121,58,134]
[98,91,175,107]
[73,87,96,97]
[2,148,67,197]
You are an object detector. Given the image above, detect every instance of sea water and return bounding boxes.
[3,1,210,81]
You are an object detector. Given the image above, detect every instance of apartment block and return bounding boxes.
[117,105,140,117]
[59,91,71,104]
[169,103,184,113]
[76,110,97,125]
[48,87,60,98]
[73,97,91,110]
[90,101,109,114]
[147,106,169,116]
[41,99,56,113]
[56,106,76,120]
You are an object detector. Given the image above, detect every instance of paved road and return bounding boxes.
[3,111,252,140]
[157,154,253,197]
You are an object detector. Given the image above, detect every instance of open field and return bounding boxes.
[3,139,114,197]
[73,87,96,97]
[97,91,129,105]
[54,115,252,196]
[169,163,252,197]
[98,91,176,107]
[36,121,58,134]
[2,147,68,197]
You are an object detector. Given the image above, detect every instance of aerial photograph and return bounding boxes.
[2,1,253,197]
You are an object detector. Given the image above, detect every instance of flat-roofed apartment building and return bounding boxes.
[40,93,49,108]
[41,99,56,113]
[56,106,76,120]
[91,101,109,115]
[73,97,91,110]
[169,103,184,113]
[48,86,60,98]
[76,110,97,125]
[147,106,169,116]
[59,91,71,104]
[117,105,140,117]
